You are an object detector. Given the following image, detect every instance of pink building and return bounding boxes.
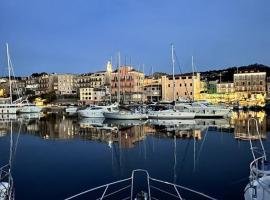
[111,66,144,103]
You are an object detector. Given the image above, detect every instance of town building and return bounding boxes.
[216,82,234,94]
[111,66,144,103]
[143,76,162,102]
[79,87,106,104]
[161,73,200,101]
[36,74,50,94]
[234,71,266,98]
[25,77,39,94]
[53,74,77,96]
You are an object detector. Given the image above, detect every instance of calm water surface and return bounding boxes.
[0,111,269,200]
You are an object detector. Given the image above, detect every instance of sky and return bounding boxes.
[0,0,269,76]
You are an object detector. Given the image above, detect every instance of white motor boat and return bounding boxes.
[78,103,118,118]
[17,103,42,113]
[104,110,148,120]
[175,102,231,118]
[148,109,195,119]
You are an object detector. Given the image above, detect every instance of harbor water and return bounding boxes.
[0,111,269,200]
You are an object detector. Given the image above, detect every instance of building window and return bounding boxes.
[168,84,170,87]
[180,84,182,87]
[190,83,192,86]
[190,92,192,95]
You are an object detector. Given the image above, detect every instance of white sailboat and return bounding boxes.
[148,44,195,120]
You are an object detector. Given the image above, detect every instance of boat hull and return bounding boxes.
[78,110,105,118]
[104,112,148,120]
[17,106,42,113]
[148,110,195,119]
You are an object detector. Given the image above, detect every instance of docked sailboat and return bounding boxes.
[147,44,195,120]
[77,103,118,118]
[244,118,270,200]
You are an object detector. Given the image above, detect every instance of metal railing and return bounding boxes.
[64,169,216,200]
[245,118,270,196]
[0,164,14,200]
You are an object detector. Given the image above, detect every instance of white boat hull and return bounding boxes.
[244,176,270,200]
[0,181,9,200]
[104,112,148,120]
[78,110,105,118]
[17,106,42,113]
[148,110,195,119]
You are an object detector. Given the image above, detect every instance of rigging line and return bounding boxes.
[9,56,21,100]
[12,120,23,167]
[9,121,13,168]
[173,50,192,101]
[196,126,209,163]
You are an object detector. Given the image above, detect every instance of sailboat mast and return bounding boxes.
[117,52,121,103]
[171,44,175,102]
[6,43,13,103]
[151,66,153,102]
[192,56,195,102]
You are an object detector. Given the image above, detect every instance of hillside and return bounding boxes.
[200,64,270,82]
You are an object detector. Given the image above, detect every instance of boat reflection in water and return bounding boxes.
[0,110,267,143]
[231,111,267,140]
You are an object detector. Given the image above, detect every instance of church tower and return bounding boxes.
[106,61,112,73]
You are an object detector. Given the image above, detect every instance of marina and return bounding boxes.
[0,110,269,199]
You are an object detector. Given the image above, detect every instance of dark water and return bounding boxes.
[0,111,269,200]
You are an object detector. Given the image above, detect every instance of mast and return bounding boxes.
[151,66,153,102]
[6,43,13,103]
[117,52,121,103]
[171,44,175,103]
[192,56,195,102]
[142,64,145,103]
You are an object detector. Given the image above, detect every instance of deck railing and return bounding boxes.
[0,164,14,200]
[64,169,216,200]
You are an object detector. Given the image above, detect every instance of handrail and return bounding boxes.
[247,118,267,160]
[64,177,131,200]
[64,169,217,200]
